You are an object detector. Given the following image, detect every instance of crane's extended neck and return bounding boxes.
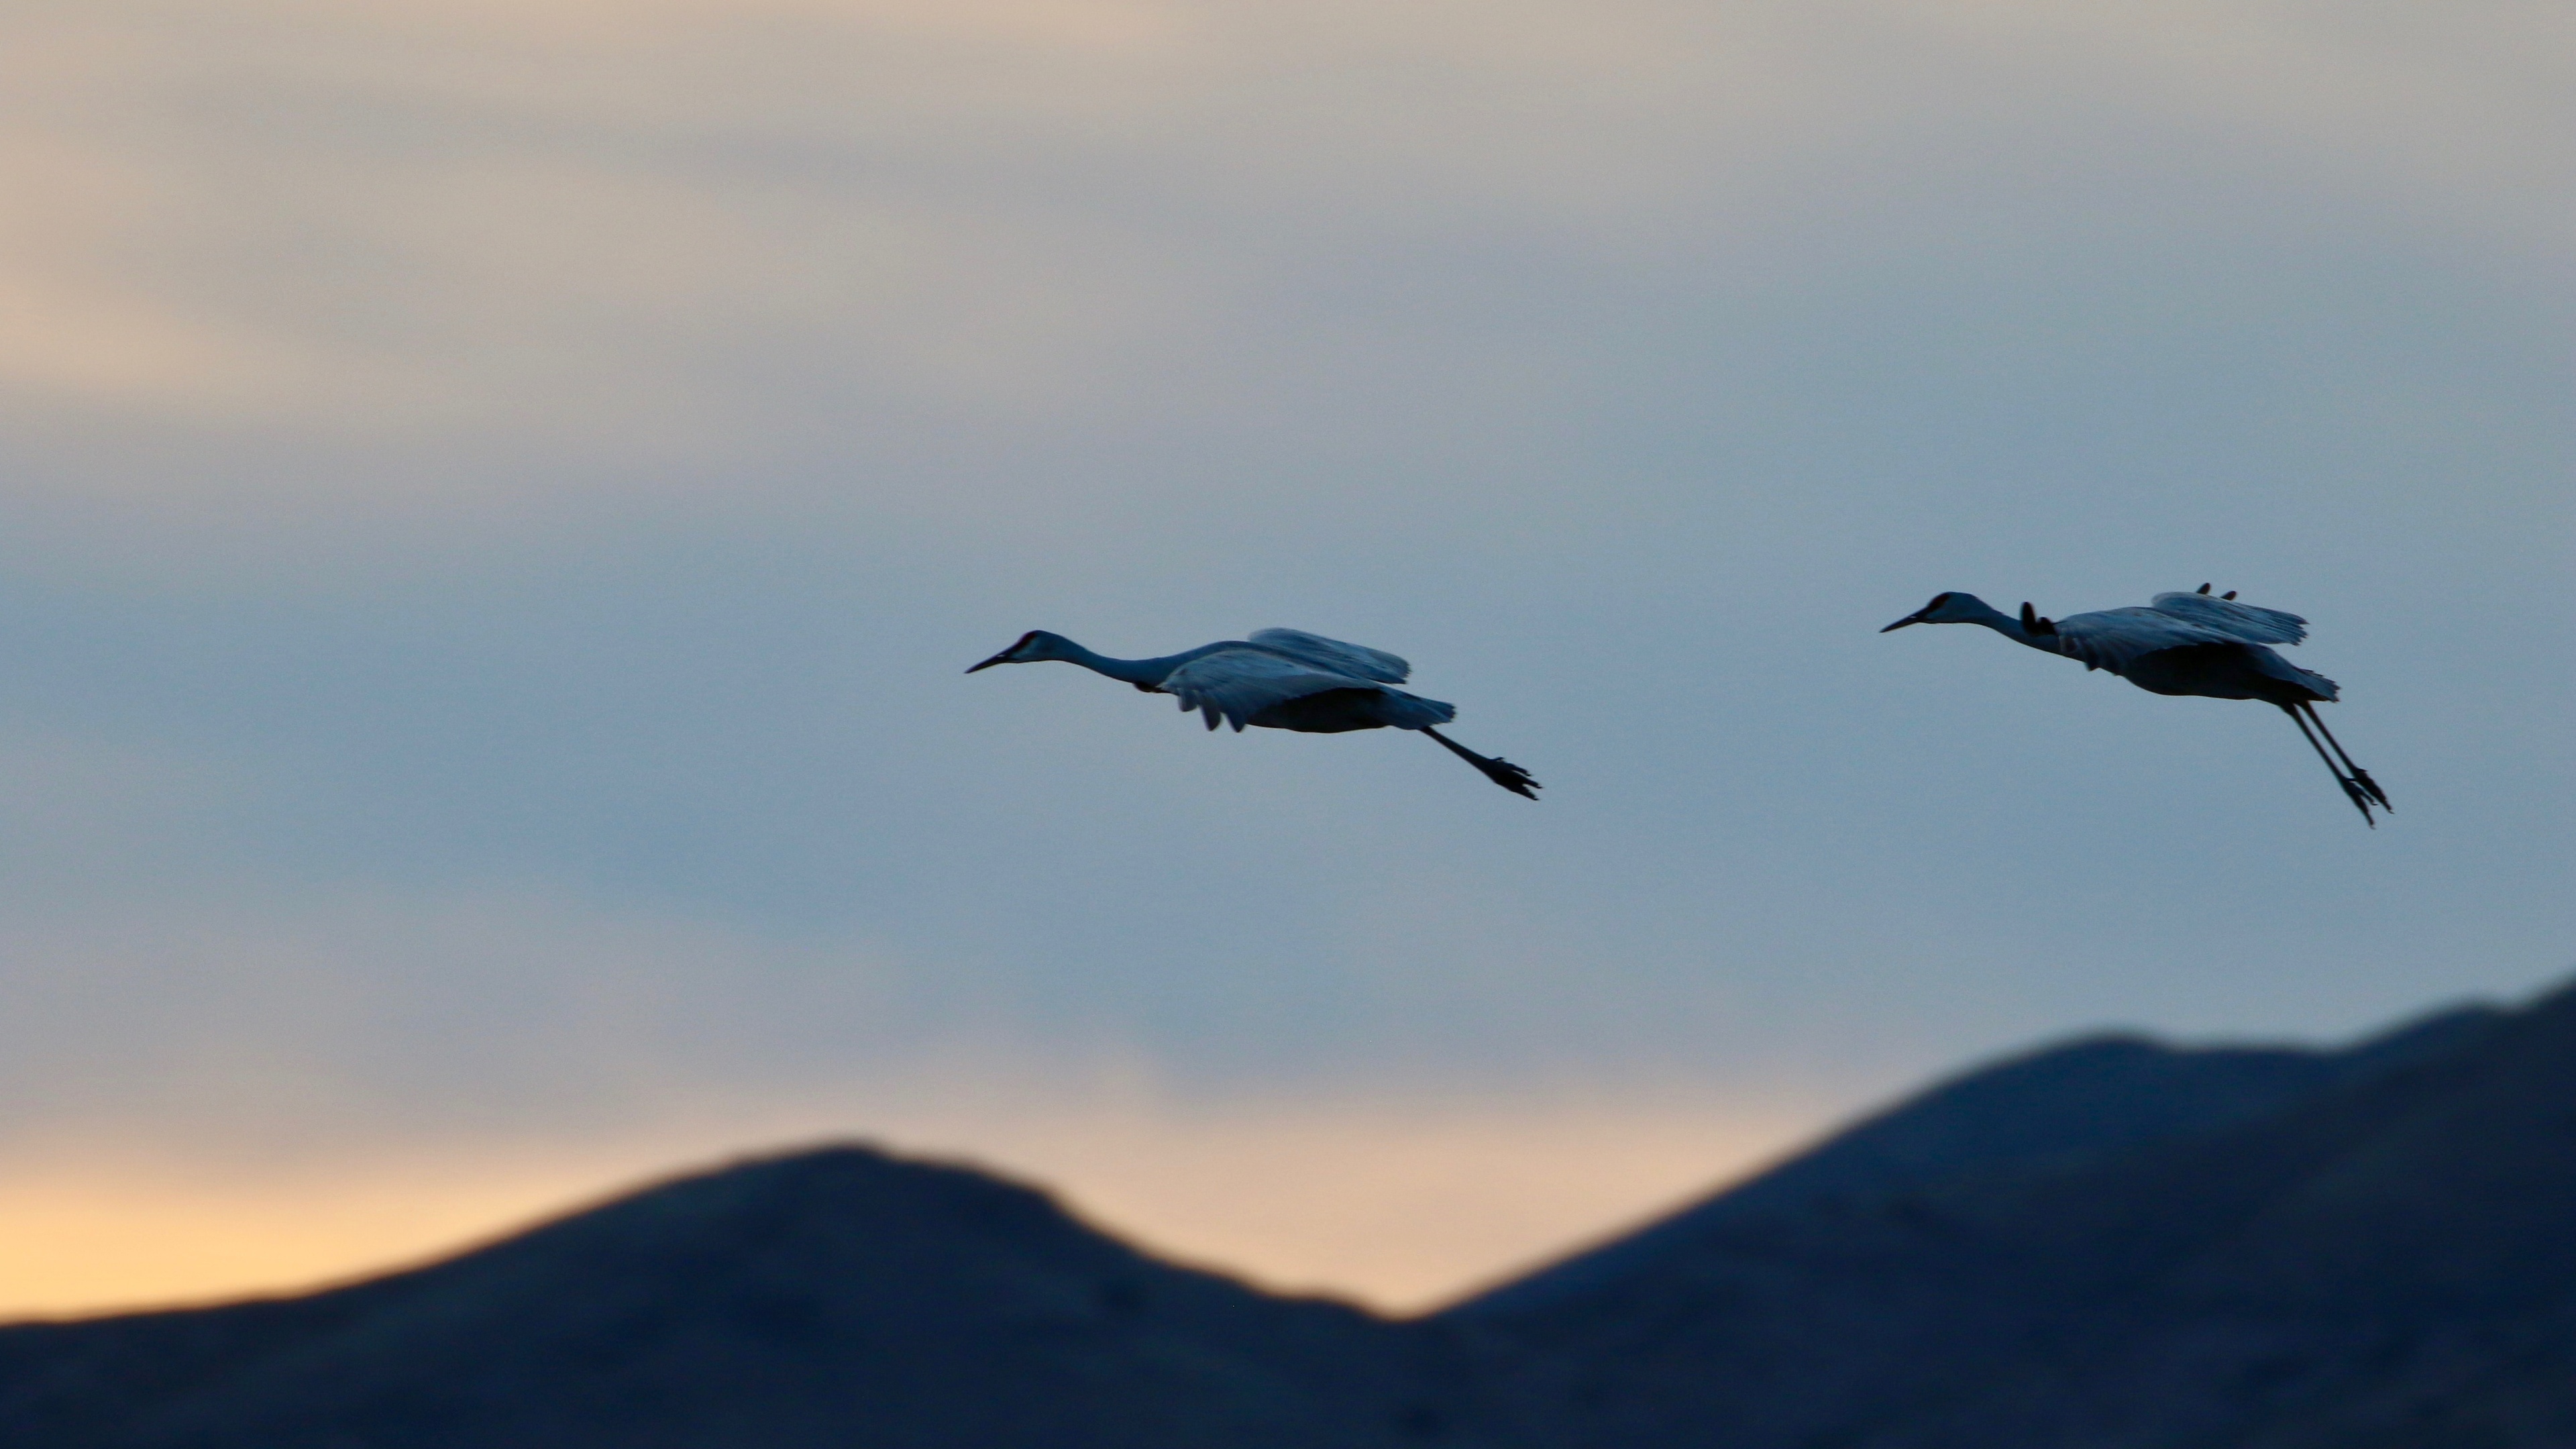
[1052,639,1232,687]
[1914,593,2057,650]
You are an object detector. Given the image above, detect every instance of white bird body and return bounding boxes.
[967,628,1538,797]
[2047,594,2338,703]
[1159,629,1453,733]
[1884,586,2389,824]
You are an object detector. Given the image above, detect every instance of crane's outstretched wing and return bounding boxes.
[2048,607,2245,675]
[2147,592,2309,645]
[1161,648,1381,731]
[2051,606,2339,698]
[1246,629,1411,683]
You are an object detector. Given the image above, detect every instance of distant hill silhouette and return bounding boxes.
[5,985,2573,1448]
[1454,1001,2501,1317]
[0,1149,1470,1448]
[1454,992,2576,1448]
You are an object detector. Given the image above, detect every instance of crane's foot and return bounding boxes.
[1420,727,1542,799]
[2349,767,2391,812]
[1477,756,1542,800]
[2338,776,2378,827]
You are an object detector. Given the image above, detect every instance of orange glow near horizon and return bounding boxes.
[0,1096,1825,1320]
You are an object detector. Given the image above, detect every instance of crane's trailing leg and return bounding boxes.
[2298,703,2389,812]
[1419,727,1540,800]
[2283,705,2376,826]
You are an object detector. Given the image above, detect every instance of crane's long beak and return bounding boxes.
[965,649,1015,674]
[1880,614,1923,632]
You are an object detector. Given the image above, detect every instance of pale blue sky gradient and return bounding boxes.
[0,0,2567,1303]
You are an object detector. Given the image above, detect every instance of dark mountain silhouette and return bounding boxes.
[1454,991,2576,1448]
[0,1150,1485,1449]
[1455,1001,2502,1317]
[5,985,2573,1448]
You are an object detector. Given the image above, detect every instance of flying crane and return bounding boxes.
[1883,584,2390,824]
[967,628,1540,798]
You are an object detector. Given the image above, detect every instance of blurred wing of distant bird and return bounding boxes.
[2148,592,2310,645]
[1246,629,1412,683]
[1161,648,1379,731]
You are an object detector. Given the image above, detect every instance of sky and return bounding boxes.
[0,0,2569,1315]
